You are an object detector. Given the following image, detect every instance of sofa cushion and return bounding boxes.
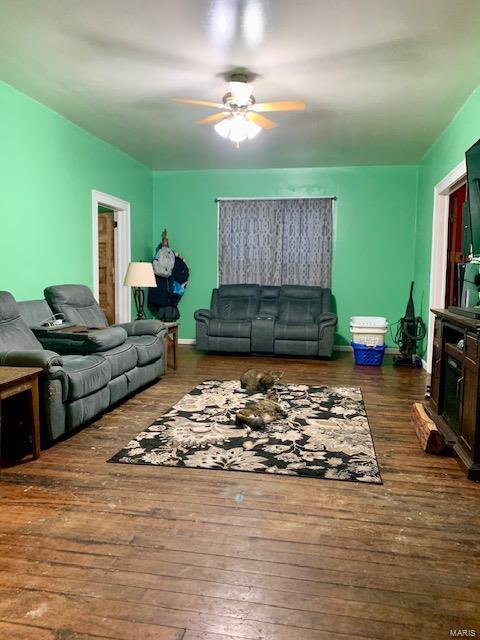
[280,285,331,313]
[18,299,55,328]
[278,298,320,323]
[217,297,258,320]
[66,386,110,430]
[208,318,251,338]
[62,354,111,402]
[100,342,138,379]
[274,322,319,342]
[259,286,280,317]
[44,285,109,328]
[0,291,43,351]
[126,335,164,366]
[216,284,260,320]
[126,359,164,392]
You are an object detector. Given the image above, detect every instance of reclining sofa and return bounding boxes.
[0,285,166,444]
[195,284,337,357]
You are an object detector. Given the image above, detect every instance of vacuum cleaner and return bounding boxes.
[393,282,426,368]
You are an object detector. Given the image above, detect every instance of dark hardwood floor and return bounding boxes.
[0,348,479,640]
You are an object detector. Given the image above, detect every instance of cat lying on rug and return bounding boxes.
[240,369,283,395]
[235,391,288,430]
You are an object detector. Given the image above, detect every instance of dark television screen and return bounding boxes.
[465,139,480,256]
[460,262,480,310]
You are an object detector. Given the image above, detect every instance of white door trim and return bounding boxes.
[91,190,131,324]
[426,159,467,372]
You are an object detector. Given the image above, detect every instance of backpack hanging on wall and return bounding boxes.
[148,229,189,321]
[153,245,175,277]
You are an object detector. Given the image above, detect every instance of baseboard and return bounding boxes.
[179,340,399,353]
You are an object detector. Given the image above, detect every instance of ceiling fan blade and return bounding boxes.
[196,112,231,125]
[173,97,224,109]
[246,112,278,129]
[253,100,306,112]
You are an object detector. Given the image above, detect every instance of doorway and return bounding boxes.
[444,182,468,308]
[91,191,131,324]
[427,159,467,372]
[98,206,116,324]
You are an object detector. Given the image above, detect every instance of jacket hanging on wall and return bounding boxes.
[153,245,175,277]
[148,235,190,322]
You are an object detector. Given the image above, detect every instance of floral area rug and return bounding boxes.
[109,380,382,484]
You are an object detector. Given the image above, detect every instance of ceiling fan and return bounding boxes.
[173,71,305,147]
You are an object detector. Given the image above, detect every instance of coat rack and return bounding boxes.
[161,228,169,247]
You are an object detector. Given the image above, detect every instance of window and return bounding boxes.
[218,198,333,287]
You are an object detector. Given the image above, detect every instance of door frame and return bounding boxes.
[91,190,131,324]
[426,159,466,371]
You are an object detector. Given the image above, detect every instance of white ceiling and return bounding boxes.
[1,0,480,170]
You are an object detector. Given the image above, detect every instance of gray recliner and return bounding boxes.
[0,291,111,442]
[38,285,166,405]
[0,285,167,444]
[195,284,337,357]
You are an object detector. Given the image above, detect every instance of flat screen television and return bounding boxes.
[450,139,480,317]
[463,139,480,256]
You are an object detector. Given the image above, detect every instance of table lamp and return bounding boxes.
[123,262,156,319]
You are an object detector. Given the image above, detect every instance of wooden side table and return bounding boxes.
[163,322,179,370]
[0,367,42,467]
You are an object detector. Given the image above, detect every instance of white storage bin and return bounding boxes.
[350,316,387,329]
[350,316,388,346]
[350,327,388,346]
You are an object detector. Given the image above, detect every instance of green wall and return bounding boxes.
[8,70,478,349]
[414,84,480,342]
[0,81,153,302]
[153,166,418,342]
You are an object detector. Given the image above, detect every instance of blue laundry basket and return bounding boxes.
[351,341,387,366]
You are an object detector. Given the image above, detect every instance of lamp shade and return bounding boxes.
[123,262,156,287]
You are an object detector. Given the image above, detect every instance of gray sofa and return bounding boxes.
[0,285,166,444]
[195,284,337,357]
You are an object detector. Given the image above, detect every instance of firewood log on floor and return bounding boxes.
[412,402,448,454]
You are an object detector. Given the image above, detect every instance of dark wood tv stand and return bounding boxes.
[425,309,480,480]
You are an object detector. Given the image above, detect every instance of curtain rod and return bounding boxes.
[215,196,337,203]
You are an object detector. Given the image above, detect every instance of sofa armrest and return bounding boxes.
[194,309,213,323]
[0,349,63,372]
[0,349,69,400]
[34,326,128,354]
[114,320,167,337]
[317,312,337,327]
[317,312,337,343]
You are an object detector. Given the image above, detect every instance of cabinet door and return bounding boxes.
[430,319,443,411]
[460,357,478,453]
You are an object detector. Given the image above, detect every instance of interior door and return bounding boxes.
[98,210,116,324]
[445,183,467,307]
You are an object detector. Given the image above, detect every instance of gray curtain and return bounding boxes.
[218,198,333,287]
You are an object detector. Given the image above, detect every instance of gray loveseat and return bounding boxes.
[0,285,166,444]
[195,284,337,357]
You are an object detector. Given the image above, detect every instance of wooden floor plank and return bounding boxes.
[0,349,479,639]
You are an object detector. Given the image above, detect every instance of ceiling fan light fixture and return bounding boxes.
[214,114,261,144]
[173,71,304,147]
[214,117,231,139]
[229,80,253,106]
[246,120,261,139]
[228,114,248,143]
